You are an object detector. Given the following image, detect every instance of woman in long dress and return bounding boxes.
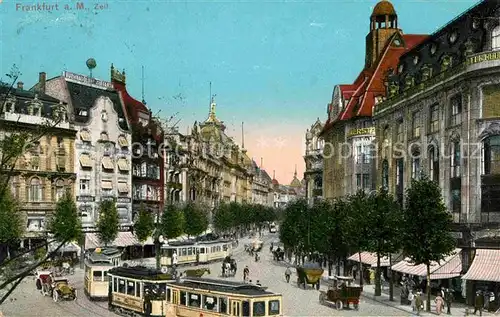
[435,294,445,315]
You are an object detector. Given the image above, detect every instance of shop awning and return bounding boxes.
[391,248,462,280]
[48,241,81,256]
[118,182,128,193]
[348,252,390,267]
[117,158,129,171]
[462,249,500,282]
[79,154,92,168]
[85,232,154,249]
[102,156,114,170]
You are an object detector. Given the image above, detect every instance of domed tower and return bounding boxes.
[365,0,399,69]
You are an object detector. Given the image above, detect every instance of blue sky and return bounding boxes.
[0,0,478,182]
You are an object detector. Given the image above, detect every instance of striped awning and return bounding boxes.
[85,232,154,249]
[462,249,500,282]
[348,252,390,267]
[391,248,462,280]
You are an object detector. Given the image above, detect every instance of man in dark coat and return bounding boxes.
[474,290,484,316]
[444,288,454,315]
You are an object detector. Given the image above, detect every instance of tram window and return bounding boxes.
[189,293,200,308]
[242,301,250,317]
[219,297,228,314]
[253,301,265,316]
[180,291,187,306]
[199,248,205,254]
[113,278,117,292]
[136,282,141,298]
[268,300,280,315]
[203,295,216,310]
[103,271,109,282]
[118,279,126,293]
[127,281,135,296]
[181,248,187,256]
[166,288,171,302]
[187,247,193,256]
[93,271,102,281]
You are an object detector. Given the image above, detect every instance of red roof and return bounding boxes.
[320,33,427,136]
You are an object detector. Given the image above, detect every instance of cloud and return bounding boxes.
[309,22,326,28]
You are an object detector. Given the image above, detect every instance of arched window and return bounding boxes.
[492,25,500,50]
[483,136,500,174]
[55,179,65,201]
[428,145,440,182]
[411,146,421,180]
[451,141,461,178]
[30,178,42,202]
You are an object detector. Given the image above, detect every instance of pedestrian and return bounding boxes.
[285,267,292,283]
[444,288,454,315]
[488,291,495,312]
[435,293,444,315]
[243,265,249,282]
[255,252,259,262]
[415,291,423,316]
[172,251,178,268]
[408,290,415,311]
[474,290,483,316]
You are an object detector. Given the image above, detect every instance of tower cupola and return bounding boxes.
[370,0,397,30]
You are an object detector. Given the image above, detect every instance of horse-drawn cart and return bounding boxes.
[296,264,324,290]
[319,276,362,310]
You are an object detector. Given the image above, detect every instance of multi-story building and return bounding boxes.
[251,159,273,206]
[304,118,324,204]
[373,0,500,243]
[319,0,427,200]
[163,126,189,204]
[1,77,76,247]
[110,65,164,219]
[40,70,133,229]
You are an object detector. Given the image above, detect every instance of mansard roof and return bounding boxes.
[0,84,66,118]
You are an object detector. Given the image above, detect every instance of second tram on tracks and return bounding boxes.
[107,266,283,316]
[160,239,233,267]
[84,248,122,300]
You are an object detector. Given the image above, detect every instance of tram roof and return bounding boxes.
[108,266,174,280]
[170,277,277,296]
[162,239,232,248]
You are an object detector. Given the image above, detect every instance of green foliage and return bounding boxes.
[96,199,119,246]
[402,176,456,265]
[161,204,185,239]
[213,202,235,233]
[34,247,46,261]
[182,202,209,237]
[133,204,155,244]
[47,191,82,243]
[279,199,309,253]
[346,190,373,253]
[0,189,23,245]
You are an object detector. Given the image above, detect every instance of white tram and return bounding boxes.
[84,248,122,300]
[160,239,233,267]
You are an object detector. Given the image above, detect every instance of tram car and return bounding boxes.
[84,248,122,300]
[167,277,283,316]
[160,239,233,268]
[107,266,174,316]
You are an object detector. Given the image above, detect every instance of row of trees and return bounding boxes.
[279,177,456,312]
[212,202,277,236]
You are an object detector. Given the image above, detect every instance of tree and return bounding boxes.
[133,204,155,258]
[279,199,308,261]
[0,190,23,261]
[183,202,208,238]
[161,203,185,240]
[96,199,119,246]
[326,198,351,275]
[213,202,235,234]
[402,176,456,312]
[365,188,402,297]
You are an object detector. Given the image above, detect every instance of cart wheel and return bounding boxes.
[319,292,326,304]
[53,291,59,302]
[335,300,343,310]
[354,303,359,310]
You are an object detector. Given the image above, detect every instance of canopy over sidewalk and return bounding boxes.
[462,249,500,282]
[348,252,390,267]
[85,232,154,249]
[391,248,462,280]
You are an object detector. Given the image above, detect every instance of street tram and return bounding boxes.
[160,239,233,267]
[107,266,174,316]
[167,277,283,316]
[84,248,122,300]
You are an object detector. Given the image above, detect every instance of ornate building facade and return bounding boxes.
[373,0,500,246]
[1,76,76,246]
[111,65,164,219]
[42,70,133,229]
[319,0,427,200]
[304,118,324,204]
[251,159,273,206]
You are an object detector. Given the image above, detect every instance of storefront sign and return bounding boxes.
[347,127,375,137]
[467,52,500,66]
[77,196,95,202]
[63,71,113,89]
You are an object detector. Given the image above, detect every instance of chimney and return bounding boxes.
[17,82,24,90]
[39,72,46,93]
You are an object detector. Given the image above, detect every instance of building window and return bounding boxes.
[395,158,404,205]
[101,180,113,196]
[451,188,461,213]
[141,162,147,177]
[411,157,421,180]
[450,95,462,126]
[411,112,421,138]
[355,144,371,164]
[428,146,440,181]
[451,141,461,178]
[483,135,500,174]
[492,25,500,50]
[79,179,90,195]
[30,178,42,202]
[382,159,389,189]
[55,179,65,201]
[27,218,45,232]
[429,104,439,133]
[396,120,404,143]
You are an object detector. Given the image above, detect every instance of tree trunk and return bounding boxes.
[336,258,341,276]
[142,245,145,259]
[389,253,394,301]
[358,252,364,287]
[426,263,431,312]
[375,253,381,296]
[155,238,161,270]
[328,259,332,276]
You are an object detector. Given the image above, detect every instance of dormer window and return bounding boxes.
[430,43,437,56]
[413,55,419,65]
[101,110,108,122]
[449,31,458,44]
